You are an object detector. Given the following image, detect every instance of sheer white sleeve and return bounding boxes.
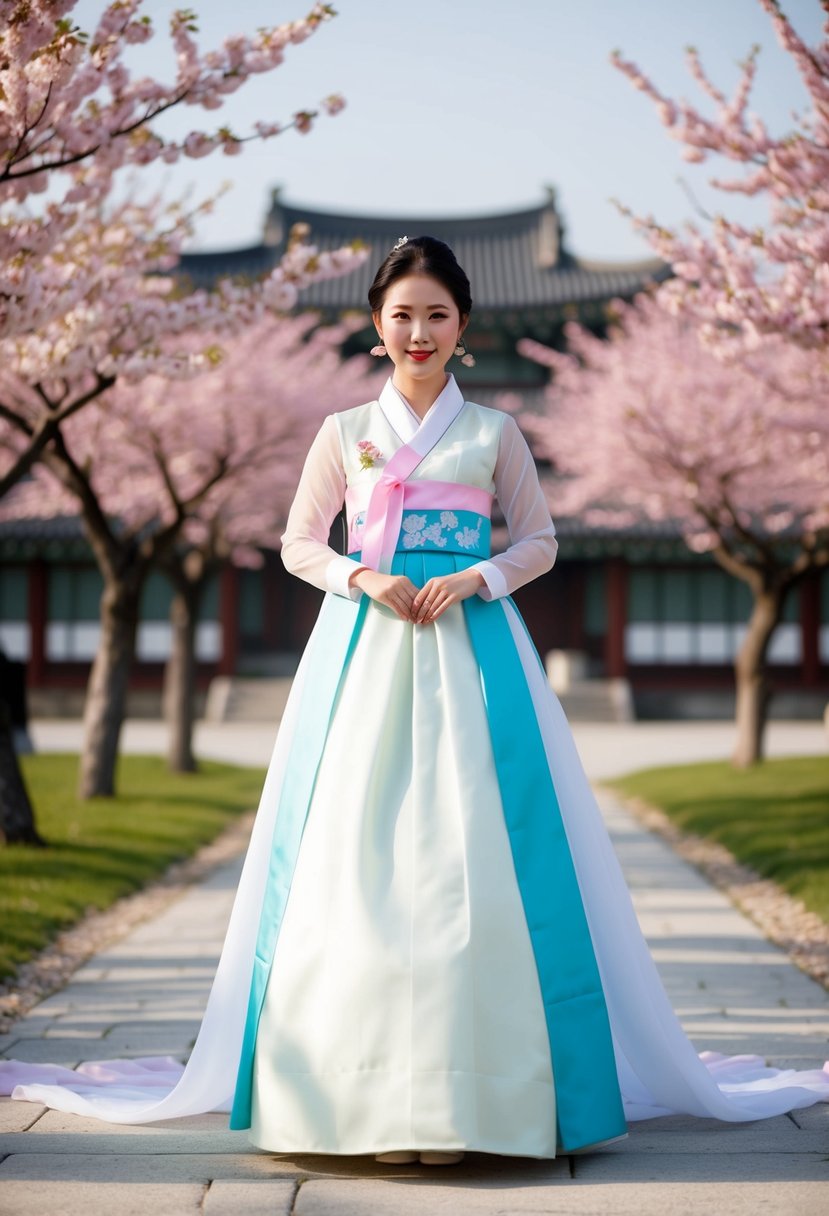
[470,413,559,601]
[280,414,368,602]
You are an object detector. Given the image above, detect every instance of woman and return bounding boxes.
[2,236,827,1161]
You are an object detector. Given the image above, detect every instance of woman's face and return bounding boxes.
[373,273,467,378]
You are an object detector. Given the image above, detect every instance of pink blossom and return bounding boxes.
[513,293,829,548]
[254,120,282,138]
[1,314,386,566]
[0,2,362,500]
[183,132,217,158]
[610,1,829,353]
[0,1,348,349]
[357,440,383,469]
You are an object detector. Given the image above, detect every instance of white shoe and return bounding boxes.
[375,1150,419,1164]
[419,1150,465,1165]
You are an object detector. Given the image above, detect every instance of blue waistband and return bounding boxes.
[351,508,491,559]
[400,509,491,556]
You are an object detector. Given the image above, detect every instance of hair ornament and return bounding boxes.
[391,235,409,252]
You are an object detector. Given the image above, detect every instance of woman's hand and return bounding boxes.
[411,568,485,624]
[349,568,419,622]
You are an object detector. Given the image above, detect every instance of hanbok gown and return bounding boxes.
[1,371,827,1155]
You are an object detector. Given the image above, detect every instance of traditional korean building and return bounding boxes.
[178,184,668,405]
[1,188,827,718]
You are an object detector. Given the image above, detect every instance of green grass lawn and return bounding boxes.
[0,753,266,982]
[605,754,829,924]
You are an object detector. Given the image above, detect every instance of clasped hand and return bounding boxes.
[348,568,485,623]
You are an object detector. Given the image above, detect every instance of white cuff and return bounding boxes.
[471,560,509,602]
[325,555,367,601]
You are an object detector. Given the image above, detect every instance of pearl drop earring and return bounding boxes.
[370,337,387,357]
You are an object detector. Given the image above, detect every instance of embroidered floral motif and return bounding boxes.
[401,513,449,548]
[357,440,383,470]
[400,510,485,551]
[455,518,483,549]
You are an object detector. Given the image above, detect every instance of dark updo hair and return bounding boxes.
[368,235,472,319]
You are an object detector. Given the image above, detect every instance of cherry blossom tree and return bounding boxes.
[0,201,367,495]
[1,0,343,338]
[0,0,367,821]
[1,314,382,794]
[0,693,44,845]
[515,291,829,767]
[608,0,829,359]
[149,317,385,773]
[0,0,351,497]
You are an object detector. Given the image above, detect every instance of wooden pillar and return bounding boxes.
[571,565,587,651]
[604,557,627,679]
[800,574,820,686]
[28,560,48,688]
[218,564,239,677]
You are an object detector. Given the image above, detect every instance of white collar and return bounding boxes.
[378,372,464,444]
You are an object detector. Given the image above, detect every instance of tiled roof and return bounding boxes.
[552,517,685,539]
[0,515,90,559]
[0,517,85,540]
[178,193,671,311]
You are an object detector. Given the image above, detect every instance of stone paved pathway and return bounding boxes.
[1,722,827,1214]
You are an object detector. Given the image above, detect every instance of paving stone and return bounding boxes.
[285,1168,583,1215]
[7,1035,188,1067]
[789,1102,829,1130]
[293,1174,828,1216]
[69,966,111,981]
[3,1039,86,1066]
[2,1113,247,1156]
[42,1022,110,1040]
[97,1025,198,1051]
[573,1149,827,1183]
[28,1109,233,1138]
[203,1179,296,1215]
[0,1151,291,1182]
[90,956,218,974]
[102,1018,201,1038]
[27,989,145,1012]
[0,1101,45,1133]
[97,1008,205,1024]
[618,1112,828,1153]
[0,1180,204,1216]
[92,1035,193,1057]
[13,994,74,1016]
[6,1008,60,1029]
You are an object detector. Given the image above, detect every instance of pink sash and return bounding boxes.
[359,442,424,572]
[359,374,486,572]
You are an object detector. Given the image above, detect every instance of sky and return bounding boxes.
[71,0,825,262]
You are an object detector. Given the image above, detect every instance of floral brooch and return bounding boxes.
[357,440,383,470]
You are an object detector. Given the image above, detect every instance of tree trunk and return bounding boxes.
[0,707,45,846]
[731,585,785,768]
[163,578,203,774]
[77,579,140,799]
